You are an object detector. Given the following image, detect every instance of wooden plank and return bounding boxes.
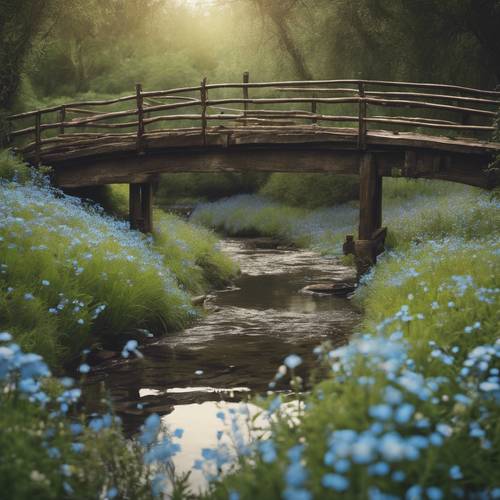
[366,97,496,117]
[365,117,494,132]
[278,88,500,105]
[53,148,368,187]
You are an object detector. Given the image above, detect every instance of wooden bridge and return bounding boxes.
[7,75,500,270]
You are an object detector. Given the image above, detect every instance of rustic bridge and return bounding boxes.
[7,75,500,269]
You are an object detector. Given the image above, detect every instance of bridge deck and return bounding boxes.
[18,125,500,164]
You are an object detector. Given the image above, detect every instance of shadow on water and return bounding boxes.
[83,238,360,453]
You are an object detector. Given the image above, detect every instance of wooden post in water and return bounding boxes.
[200,77,208,144]
[136,83,145,154]
[129,183,153,233]
[129,183,142,231]
[243,71,250,126]
[355,153,386,275]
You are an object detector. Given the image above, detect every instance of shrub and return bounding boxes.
[156,172,269,205]
[260,173,359,208]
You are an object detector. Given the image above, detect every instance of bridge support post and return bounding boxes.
[345,153,387,276]
[129,182,153,233]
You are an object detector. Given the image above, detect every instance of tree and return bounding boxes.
[0,0,53,109]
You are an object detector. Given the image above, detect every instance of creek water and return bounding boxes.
[84,238,360,489]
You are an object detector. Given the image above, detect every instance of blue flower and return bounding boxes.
[0,332,12,342]
[284,354,302,370]
[285,462,308,488]
[139,413,161,445]
[322,473,349,491]
[449,465,463,480]
[369,404,392,421]
[71,443,85,453]
[405,485,422,500]
[368,461,390,476]
[426,487,443,500]
[394,403,415,424]
[334,458,350,473]
[282,488,312,500]
[259,440,277,463]
[287,444,305,463]
[79,363,90,374]
[106,487,118,499]
[70,423,83,436]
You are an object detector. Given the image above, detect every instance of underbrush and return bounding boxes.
[191,180,496,255]
[0,154,236,369]
[156,172,268,206]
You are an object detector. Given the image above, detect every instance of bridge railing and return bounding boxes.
[6,75,500,163]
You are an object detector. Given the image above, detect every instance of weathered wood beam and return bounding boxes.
[53,148,371,188]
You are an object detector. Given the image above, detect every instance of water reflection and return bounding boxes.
[162,401,265,493]
[84,239,359,440]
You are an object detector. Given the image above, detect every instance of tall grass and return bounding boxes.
[191,180,496,254]
[192,188,500,499]
[0,154,236,369]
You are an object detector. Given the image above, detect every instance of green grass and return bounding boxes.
[189,179,500,499]
[191,179,495,255]
[200,241,500,500]
[0,154,237,370]
[0,395,152,499]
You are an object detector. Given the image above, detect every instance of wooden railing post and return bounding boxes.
[200,77,208,145]
[136,83,145,154]
[243,71,250,126]
[59,106,66,135]
[311,93,317,125]
[358,81,367,149]
[35,111,41,166]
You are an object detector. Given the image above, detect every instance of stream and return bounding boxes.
[84,237,360,489]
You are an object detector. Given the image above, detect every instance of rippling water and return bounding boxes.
[84,238,359,487]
